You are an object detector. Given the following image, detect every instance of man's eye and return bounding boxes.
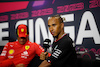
[48,25,50,28]
[52,24,56,26]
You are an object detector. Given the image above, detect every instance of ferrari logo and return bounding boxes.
[25,45,30,50]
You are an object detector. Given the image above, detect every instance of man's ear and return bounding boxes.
[61,23,64,29]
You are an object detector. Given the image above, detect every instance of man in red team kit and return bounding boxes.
[0,24,44,67]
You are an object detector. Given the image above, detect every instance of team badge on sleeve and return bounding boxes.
[25,45,30,50]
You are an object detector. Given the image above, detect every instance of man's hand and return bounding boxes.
[40,52,48,60]
[15,64,25,67]
[39,60,51,67]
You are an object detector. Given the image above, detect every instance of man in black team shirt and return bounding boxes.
[39,15,77,67]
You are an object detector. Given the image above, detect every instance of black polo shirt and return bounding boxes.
[47,34,77,67]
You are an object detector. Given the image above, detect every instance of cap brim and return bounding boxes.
[18,34,27,37]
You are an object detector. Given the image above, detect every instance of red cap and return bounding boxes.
[17,24,28,37]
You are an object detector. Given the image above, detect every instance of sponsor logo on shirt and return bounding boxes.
[21,51,29,59]
[8,56,14,59]
[52,45,62,59]
[10,45,13,47]
[9,49,14,54]
[0,51,7,56]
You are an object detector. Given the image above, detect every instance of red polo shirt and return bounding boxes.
[0,40,44,67]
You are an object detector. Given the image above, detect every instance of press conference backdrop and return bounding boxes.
[0,0,100,56]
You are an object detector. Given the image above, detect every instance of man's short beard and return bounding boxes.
[53,36,57,38]
[53,34,58,39]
